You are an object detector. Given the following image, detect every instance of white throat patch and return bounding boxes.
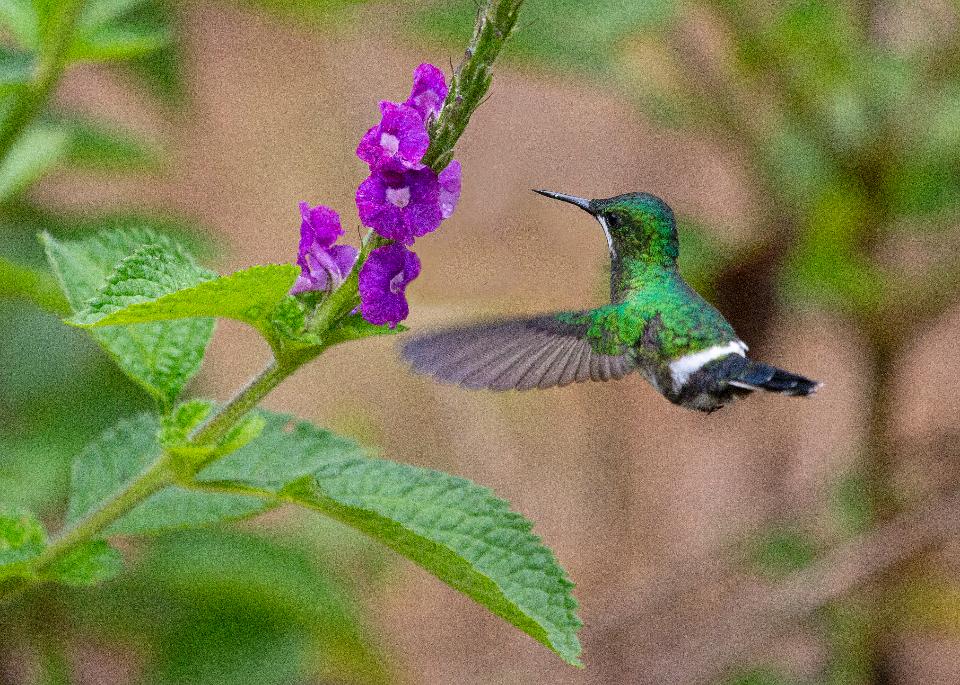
[596,216,616,258]
[669,340,748,390]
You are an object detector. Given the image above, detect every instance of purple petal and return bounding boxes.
[356,101,429,171]
[406,63,448,121]
[438,160,462,219]
[356,167,442,244]
[298,202,342,250]
[291,202,357,295]
[358,244,421,327]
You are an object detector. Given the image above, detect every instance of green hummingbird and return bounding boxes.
[401,190,821,412]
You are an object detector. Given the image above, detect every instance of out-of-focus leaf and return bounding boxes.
[0,0,39,49]
[45,539,123,586]
[0,509,46,572]
[200,412,584,666]
[782,183,886,314]
[42,229,215,407]
[897,574,960,633]
[829,471,873,539]
[0,47,33,96]
[59,116,163,172]
[742,526,817,580]
[78,0,151,32]
[723,667,795,685]
[886,156,960,218]
[676,218,733,295]
[70,529,389,684]
[0,124,69,202]
[0,256,69,313]
[819,598,872,684]
[69,23,170,62]
[414,0,677,76]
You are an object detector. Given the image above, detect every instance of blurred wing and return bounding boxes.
[400,312,636,391]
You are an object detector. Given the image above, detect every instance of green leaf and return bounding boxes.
[742,526,817,580]
[0,256,69,313]
[0,0,39,48]
[45,539,123,586]
[69,22,170,62]
[42,229,215,406]
[326,312,406,346]
[72,529,389,684]
[68,413,268,535]
[159,399,215,453]
[78,0,151,32]
[0,123,69,202]
[72,262,299,344]
[200,413,583,665]
[0,46,34,95]
[61,116,163,172]
[0,509,46,571]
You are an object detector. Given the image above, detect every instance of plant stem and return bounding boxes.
[190,357,303,446]
[0,0,85,163]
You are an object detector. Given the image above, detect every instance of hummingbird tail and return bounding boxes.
[729,360,822,397]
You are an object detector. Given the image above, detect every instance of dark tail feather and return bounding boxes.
[730,360,822,397]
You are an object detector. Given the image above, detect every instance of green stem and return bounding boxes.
[190,358,303,446]
[0,0,85,163]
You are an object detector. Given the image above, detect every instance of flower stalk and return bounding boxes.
[0,0,524,604]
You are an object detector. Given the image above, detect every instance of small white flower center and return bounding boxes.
[380,132,400,155]
[386,186,411,209]
[389,271,406,294]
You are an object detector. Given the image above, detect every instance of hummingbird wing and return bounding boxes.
[400,311,636,391]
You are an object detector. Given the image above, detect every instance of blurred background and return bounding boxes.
[3,0,960,682]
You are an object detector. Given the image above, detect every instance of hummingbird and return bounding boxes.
[401,190,821,413]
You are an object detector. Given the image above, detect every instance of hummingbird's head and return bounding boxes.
[533,189,678,264]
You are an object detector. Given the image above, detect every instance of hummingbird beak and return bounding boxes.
[532,189,594,213]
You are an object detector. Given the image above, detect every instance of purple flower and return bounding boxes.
[406,63,448,121]
[356,101,429,171]
[356,166,442,244]
[290,202,358,295]
[438,160,462,219]
[359,244,421,327]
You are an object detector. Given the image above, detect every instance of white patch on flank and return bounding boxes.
[669,340,747,390]
[596,216,616,257]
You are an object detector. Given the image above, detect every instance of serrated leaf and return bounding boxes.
[69,22,170,62]
[200,413,583,665]
[326,312,406,346]
[73,262,299,344]
[46,539,123,586]
[0,0,39,48]
[61,116,163,172]
[68,414,269,535]
[0,123,69,202]
[42,229,215,406]
[0,509,46,570]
